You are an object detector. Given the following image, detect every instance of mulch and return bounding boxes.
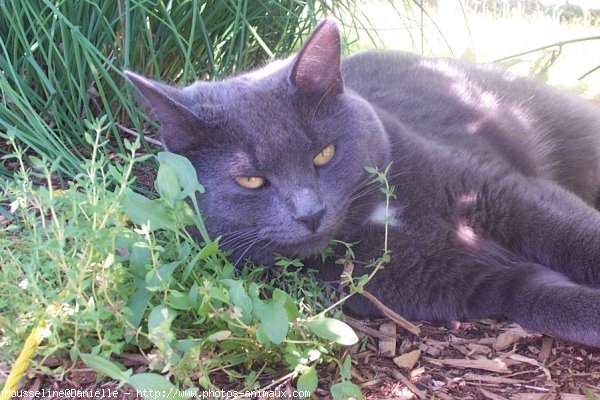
[10,318,600,400]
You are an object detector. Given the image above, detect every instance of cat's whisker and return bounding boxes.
[220,226,261,247]
[233,238,260,269]
[226,233,262,254]
[254,239,275,259]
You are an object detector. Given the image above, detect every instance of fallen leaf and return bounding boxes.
[394,349,422,370]
[494,332,520,351]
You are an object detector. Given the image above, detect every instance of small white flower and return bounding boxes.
[18,278,29,290]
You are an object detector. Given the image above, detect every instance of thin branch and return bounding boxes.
[115,123,163,147]
[492,36,600,63]
[361,290,421,336]
[579,64,600,80]
[345,316,396,341]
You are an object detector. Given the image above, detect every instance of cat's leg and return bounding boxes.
[468,176,600,286]
[335,249,600,347]
[470,262,600,346]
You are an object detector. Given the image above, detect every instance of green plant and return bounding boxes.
[0,118,399,398]
[0,0,376,187]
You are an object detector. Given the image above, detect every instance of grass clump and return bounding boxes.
[0,118,376,398]
[0,0,364,185]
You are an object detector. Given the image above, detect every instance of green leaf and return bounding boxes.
[155,161,181,203]
[364,165,378,174]
[331,381,363,400]
[157,152,204,199]
[80,354,131,383]
[50,155,63,173]
[126,287,153,330]
[253,296,289,345]
[148,305,177,344]
[198,240,220,259]
[222,279,253,322]
[29,155,45,169]
[123,190,175,232]
[305,317,358,345]
[341,355,353,380]
[127,373,191,400]
[146,261,180,290]
[273,289,300,321]
[207,330,231,342]
[167,290,192,310]
[129,243,152,278]
[297,365,318,398]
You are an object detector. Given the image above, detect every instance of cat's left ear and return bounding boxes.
[290,18,343,96]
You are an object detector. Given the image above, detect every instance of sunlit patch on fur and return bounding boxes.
[419,59,463,79]
[243,59,288,81]
[458,191,478,206]
[369,202,401,227]
[457,221,477,244]
[510,104,533,129]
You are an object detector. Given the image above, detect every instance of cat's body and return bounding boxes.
[126,20,600,346]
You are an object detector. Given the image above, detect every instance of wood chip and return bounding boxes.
[479,388,509,400]
[389,370,427,400]
[467,343,492,356]
[559,394,587,400]
[538,337,553,363]
[432,392,454,400]
[394,349,422,370]
[494,332,520,351]
[507,354,552,381]
[345,317,394,341]
[428,356,511,374]
[421,343,441,357]
[361,290,421,336]
[504,323,539,337]
[359,378,384,388]
[511,394,556,400]
[463,373,525,385]
[379,322,397,357]
[449,335,497,345]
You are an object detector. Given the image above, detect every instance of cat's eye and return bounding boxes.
[235,176,266,189]
[313,144,336,167]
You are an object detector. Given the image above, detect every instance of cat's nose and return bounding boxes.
[290,188,326,233]
[295,208,326,233]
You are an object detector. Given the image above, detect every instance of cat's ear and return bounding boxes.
[290,18,343,96]
[124,71,204,153]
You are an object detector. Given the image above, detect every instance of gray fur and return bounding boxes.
[126,19,600,346]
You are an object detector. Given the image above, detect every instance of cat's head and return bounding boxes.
[125,19,390,264]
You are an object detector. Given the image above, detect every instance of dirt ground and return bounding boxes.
[11,317,600,400]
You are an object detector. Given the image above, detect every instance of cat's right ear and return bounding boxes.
[124,71,203,153]
[290,18,343,97]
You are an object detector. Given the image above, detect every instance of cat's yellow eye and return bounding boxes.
[313,144,336,167]
[235,176,265,189]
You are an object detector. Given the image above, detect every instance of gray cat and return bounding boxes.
[126,19,600,346]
